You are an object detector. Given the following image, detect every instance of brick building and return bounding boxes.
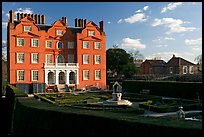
[7,10,106,93]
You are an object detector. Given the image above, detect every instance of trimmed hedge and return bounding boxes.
[123,80,202,100]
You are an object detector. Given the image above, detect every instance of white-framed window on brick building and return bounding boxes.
[189,66,194,74]
[83,70,90,80]
[32,53,39,63]
[24,26,32,32]
[17,70,25,81]
[83,54,90,64]
[46,54,53,63]
[95,55,101,64]
[56,30,63,35]
[46,40,52,48]
[183,66,188,74]
[83,41,89,49]
[17,38,24,46]
[68,41,74,49]
[17,53,24,63]
[94,42,101,49]
[169,67,173,74]
[68,54,74,63]
[57,41,63,49]
[32,39,39,47]
[32,70,39,81]
[95,70,101,80]
[88,30,95,36]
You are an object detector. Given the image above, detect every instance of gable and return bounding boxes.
[52,20,66,27]
[12,32,41,38]
[80,36,101,41]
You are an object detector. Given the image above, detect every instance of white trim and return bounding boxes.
[95,70,101,80]
[24,26,32,32]
[56,30,63,35]
[83,41,89,49]
[17,70,25,81]
[83,54,90,64]
[88,30,95,36]
[31,53,39,64]
[57,55,64,63]
[32,70,39,81]
[17,38,24,46]
[94,42,100,49]
[189,66,194,74]
[94,55,101,64]
[17,53,24,63]
[46,54,53,63]
[83,70,90,80]
[57,41,64,49]
[46,40,52,48]
[31,39,39,47]
[183,66,188,74]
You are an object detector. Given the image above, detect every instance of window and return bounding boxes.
[95,42,100,49]
[68,54,74,63]
[32,70,39,81]
[88,31,95,36]
[57,55,64,63]
[189,66,194,74]
[57,30,63,35]
[83,70,90,80]
[24,26,32,32]
[95,55,101,64]
[83,55,90,64]
[68,41,74,49]
[46,54,53,63]
[183,66,188,74]
[57,41,63,49]
[169,67,173,74]
[31,53,39,63]
[17,70,24,81]
[17,38,24,46]
[46,40,52,48]
[95,70,101,80]
[83,41,89,49]
[32,39,39,47]
[17,53,24,63]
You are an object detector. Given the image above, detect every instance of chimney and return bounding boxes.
[173,54,175,58]
[99,21,104,32]
[78,19,81,27]
[31,14,34,20]
[17,13,20,21]
[28,14,31,18]
[42,15,45,24]
[24,13,27,18]
[9,10,14,23]
[84,19,88,27]
[64,17,68,26]
[81,19,84,28]
[20,13,24,20]
[75,18,78,27]
[34,14,38,24]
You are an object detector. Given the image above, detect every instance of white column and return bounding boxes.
[76,70,79,84]
[66,70,69,85]
[55,70,59,85]
[44,69,48,85]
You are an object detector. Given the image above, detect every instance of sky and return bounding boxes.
[2,2,202,63]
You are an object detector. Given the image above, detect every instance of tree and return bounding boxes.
[195,54,202,65]
[129,50,144,61]
[122,63,138,78]
[106,48,136,78]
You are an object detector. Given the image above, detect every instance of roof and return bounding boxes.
[144,59,166,67]
[166,56,195,67]
[38,25,52,32]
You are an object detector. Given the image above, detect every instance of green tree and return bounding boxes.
[122,63,138,78]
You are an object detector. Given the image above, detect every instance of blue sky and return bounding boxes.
[2,2,202,63]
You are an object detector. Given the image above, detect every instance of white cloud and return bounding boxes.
[2,22,8,29]
[123,13,147,24]
[119,37,146,50]
[185,38,202,45]
[135,9,142,13]
[107,21,111,24]
[164,37,175,40]
[14,8,33,15]
[117,19,123,23]
[156,44,168,48]
[152,18,196,34]
[161,2,183,13]
[143,6,149,11]
[2,40,7,48]
[2,10,4,14]
[192,47,200,51]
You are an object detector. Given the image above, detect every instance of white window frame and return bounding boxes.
[31,53,39,64]
[83,41,89,49]
[95,70,101,80]
[24,26,32,32]
[88,30,95,36]
[83,54,90,64]
[17,38,24,46]
[68,54,74,63]
[17,53,24,63]
[46,40,52,48]
[32,70,39,81]
[183,66,188,74]
[169,67,173,74]
[46,54,53,63]
[57,41,64,49]
[68,41,74,49]
[17,70,25,81]
[95,55,101,64]
[83,70,90,80]
[189,66,194,74]
[56,30,63,35]
[32,39,39,47]
[94,42,101,49]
